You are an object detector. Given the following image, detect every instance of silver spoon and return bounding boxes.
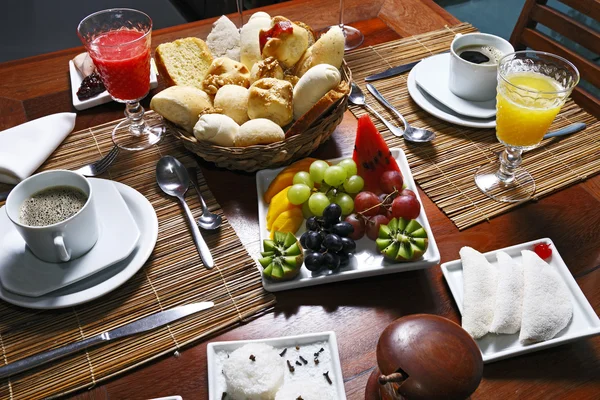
[187,167,222,230]
[156,156,214,269]
[366,83,436,142]
[349,82,406,138]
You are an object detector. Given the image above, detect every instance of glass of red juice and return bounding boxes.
[78,9,164,150]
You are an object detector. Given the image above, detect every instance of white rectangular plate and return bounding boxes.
[69,59,158,111]
[441,238,600,363]
[256,148,440,292]
[207,332,346,400]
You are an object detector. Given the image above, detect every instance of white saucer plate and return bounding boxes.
[407,67,496,129]
[441,238,600,363]
[0,179,158,309]
[0,179,140,297]
[415,53,496,119]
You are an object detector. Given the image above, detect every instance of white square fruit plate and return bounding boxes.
[441,238,600,363]
[207,332,346,400]
[256,148,440,292]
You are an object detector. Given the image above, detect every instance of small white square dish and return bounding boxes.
[255,148,441,292]
[149,397,182,400]
[441,238,600,363]
[207,331,346,400]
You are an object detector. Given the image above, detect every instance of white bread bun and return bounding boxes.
[248,78,293,127]
[202,57,251,95]
[293,64,341,120]
[214,85,250,125]
[260,17,309,69]
[240,12,271,70]
[193,113,239,147]
[250,57,284,84]
[150,86,212,133]
[206,16,241,61]
[294,26,344,77]
[236,118,284,147]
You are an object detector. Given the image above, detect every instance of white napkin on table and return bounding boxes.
[0,113,76,184]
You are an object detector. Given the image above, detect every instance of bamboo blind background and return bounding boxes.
[346,23,600,230]
[0,113,276,399]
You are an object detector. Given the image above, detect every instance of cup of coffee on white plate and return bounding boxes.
[5,170,99,263]
[449,33,514,102]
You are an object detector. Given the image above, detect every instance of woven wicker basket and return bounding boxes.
[168,62,352,172]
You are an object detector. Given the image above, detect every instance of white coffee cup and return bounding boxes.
[5,170,99,263]
[449,33,514,102]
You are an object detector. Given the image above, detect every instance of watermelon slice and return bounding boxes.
[353,115,400,193]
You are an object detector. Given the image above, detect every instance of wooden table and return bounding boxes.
[1,0,598,399]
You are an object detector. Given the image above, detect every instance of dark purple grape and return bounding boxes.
[300,231,309,248]
[341,237,356,253]
[305,231,323,251]
[331,222,354,237]
[304,252,323,271]
[306,217,320,231]
[323,234,343,252]
[323,203,342,225]
[338,252,350,267]
[322,252,340,270]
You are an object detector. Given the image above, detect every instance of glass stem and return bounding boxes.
[496,146,523,183]
[125,101,146,137]
[339,0,345,29]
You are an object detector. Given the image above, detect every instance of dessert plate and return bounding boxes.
[0,179,140,297]
[208,332,346,400]
[256,148,440,292]
[441,238,600,363]
[0,179,158,309]
[407,67,496,129]
[69,59,158,111]
[414,53,497,119]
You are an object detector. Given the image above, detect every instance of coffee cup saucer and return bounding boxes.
[414,53,497,119]
[0,179,140,297]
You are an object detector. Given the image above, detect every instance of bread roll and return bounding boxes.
[206,15,241,61]
[237,119,285,147]
[150,86,212,133]
[193,113,239,147]
[250,57,284,84]
[155,37,213,89]
[260,16,309,69]
[214,85,250,125]
[293,64,341,120]
[248,78,293,127]
[240,12,271,70]
[294,26,344,77]
[202,57,251,95]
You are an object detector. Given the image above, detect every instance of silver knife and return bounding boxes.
[0,301,214,379]
[365,51,450,82]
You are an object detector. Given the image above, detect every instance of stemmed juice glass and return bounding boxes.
[474,51,579,202]
[78,8,165,151]
[334,0,364,50]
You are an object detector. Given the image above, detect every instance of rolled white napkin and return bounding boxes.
[0,113,76,184]
[460,246,497,339]
[520,250,573,344]
[489,251,524,334]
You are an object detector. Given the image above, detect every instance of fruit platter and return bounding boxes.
[256,116,440,291]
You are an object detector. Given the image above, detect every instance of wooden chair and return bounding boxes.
[510,0,600,118]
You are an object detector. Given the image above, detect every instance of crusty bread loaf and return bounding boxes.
[206,15,241,61]
[237,118,285,147]
[293,64,341,120]
[240,12,271,70]
[294,21,316,47]
[250,57,284,84]
[193,114,239,147]
[261,17,309,69]
[214,85,250,125]
[150,86,213,133]
[294,26,344,77]
[248,78,293,127]
[155,37,213,89]
[202,57,251,95]
[285,81,349,138]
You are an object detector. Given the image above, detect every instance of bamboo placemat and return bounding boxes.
[0,112,276,399]
[346,23,600,230]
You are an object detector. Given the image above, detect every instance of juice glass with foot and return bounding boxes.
[474,51,579,202]
[78,8,165,151]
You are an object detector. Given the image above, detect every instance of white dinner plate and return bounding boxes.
[441,238,600,363]
[0,180,158,309]
[256,148,440,292]
[207,332,346,400]
[407,66,496,129]
[0,179,140,297]
[414,53,496,119]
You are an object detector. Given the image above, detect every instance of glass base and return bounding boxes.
[336,25,364,50]
[474,163,535,203]
[112,113,165,151]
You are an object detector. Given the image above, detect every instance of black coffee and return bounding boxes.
[19,186,88,226]
[457,44,504,66]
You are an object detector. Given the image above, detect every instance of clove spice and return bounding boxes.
[249,354,256,362]
[279,348,287,357]
[295,360,302,366]
[323,371,332,385]
[299,355,308,365]
[287,359,295,373]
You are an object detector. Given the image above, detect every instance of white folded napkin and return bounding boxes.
[489,251,524,334]
[460,246,497,339]
[520,250,573,344]
[0,113,76,184]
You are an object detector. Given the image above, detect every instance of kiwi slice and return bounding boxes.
[375,217,429,262]
[260,231,304,281]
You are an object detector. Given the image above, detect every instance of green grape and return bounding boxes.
[301,201,314,219]
[287,184,311,205]
[338,159,358,177]
[324,165,347,187]
[308,192,330,216]
[343,175,365,194]
[309,160,329,184]
[334,193,355,215]
[293,171,314,189]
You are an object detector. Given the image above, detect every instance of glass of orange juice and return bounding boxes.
[475,51,579,202]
